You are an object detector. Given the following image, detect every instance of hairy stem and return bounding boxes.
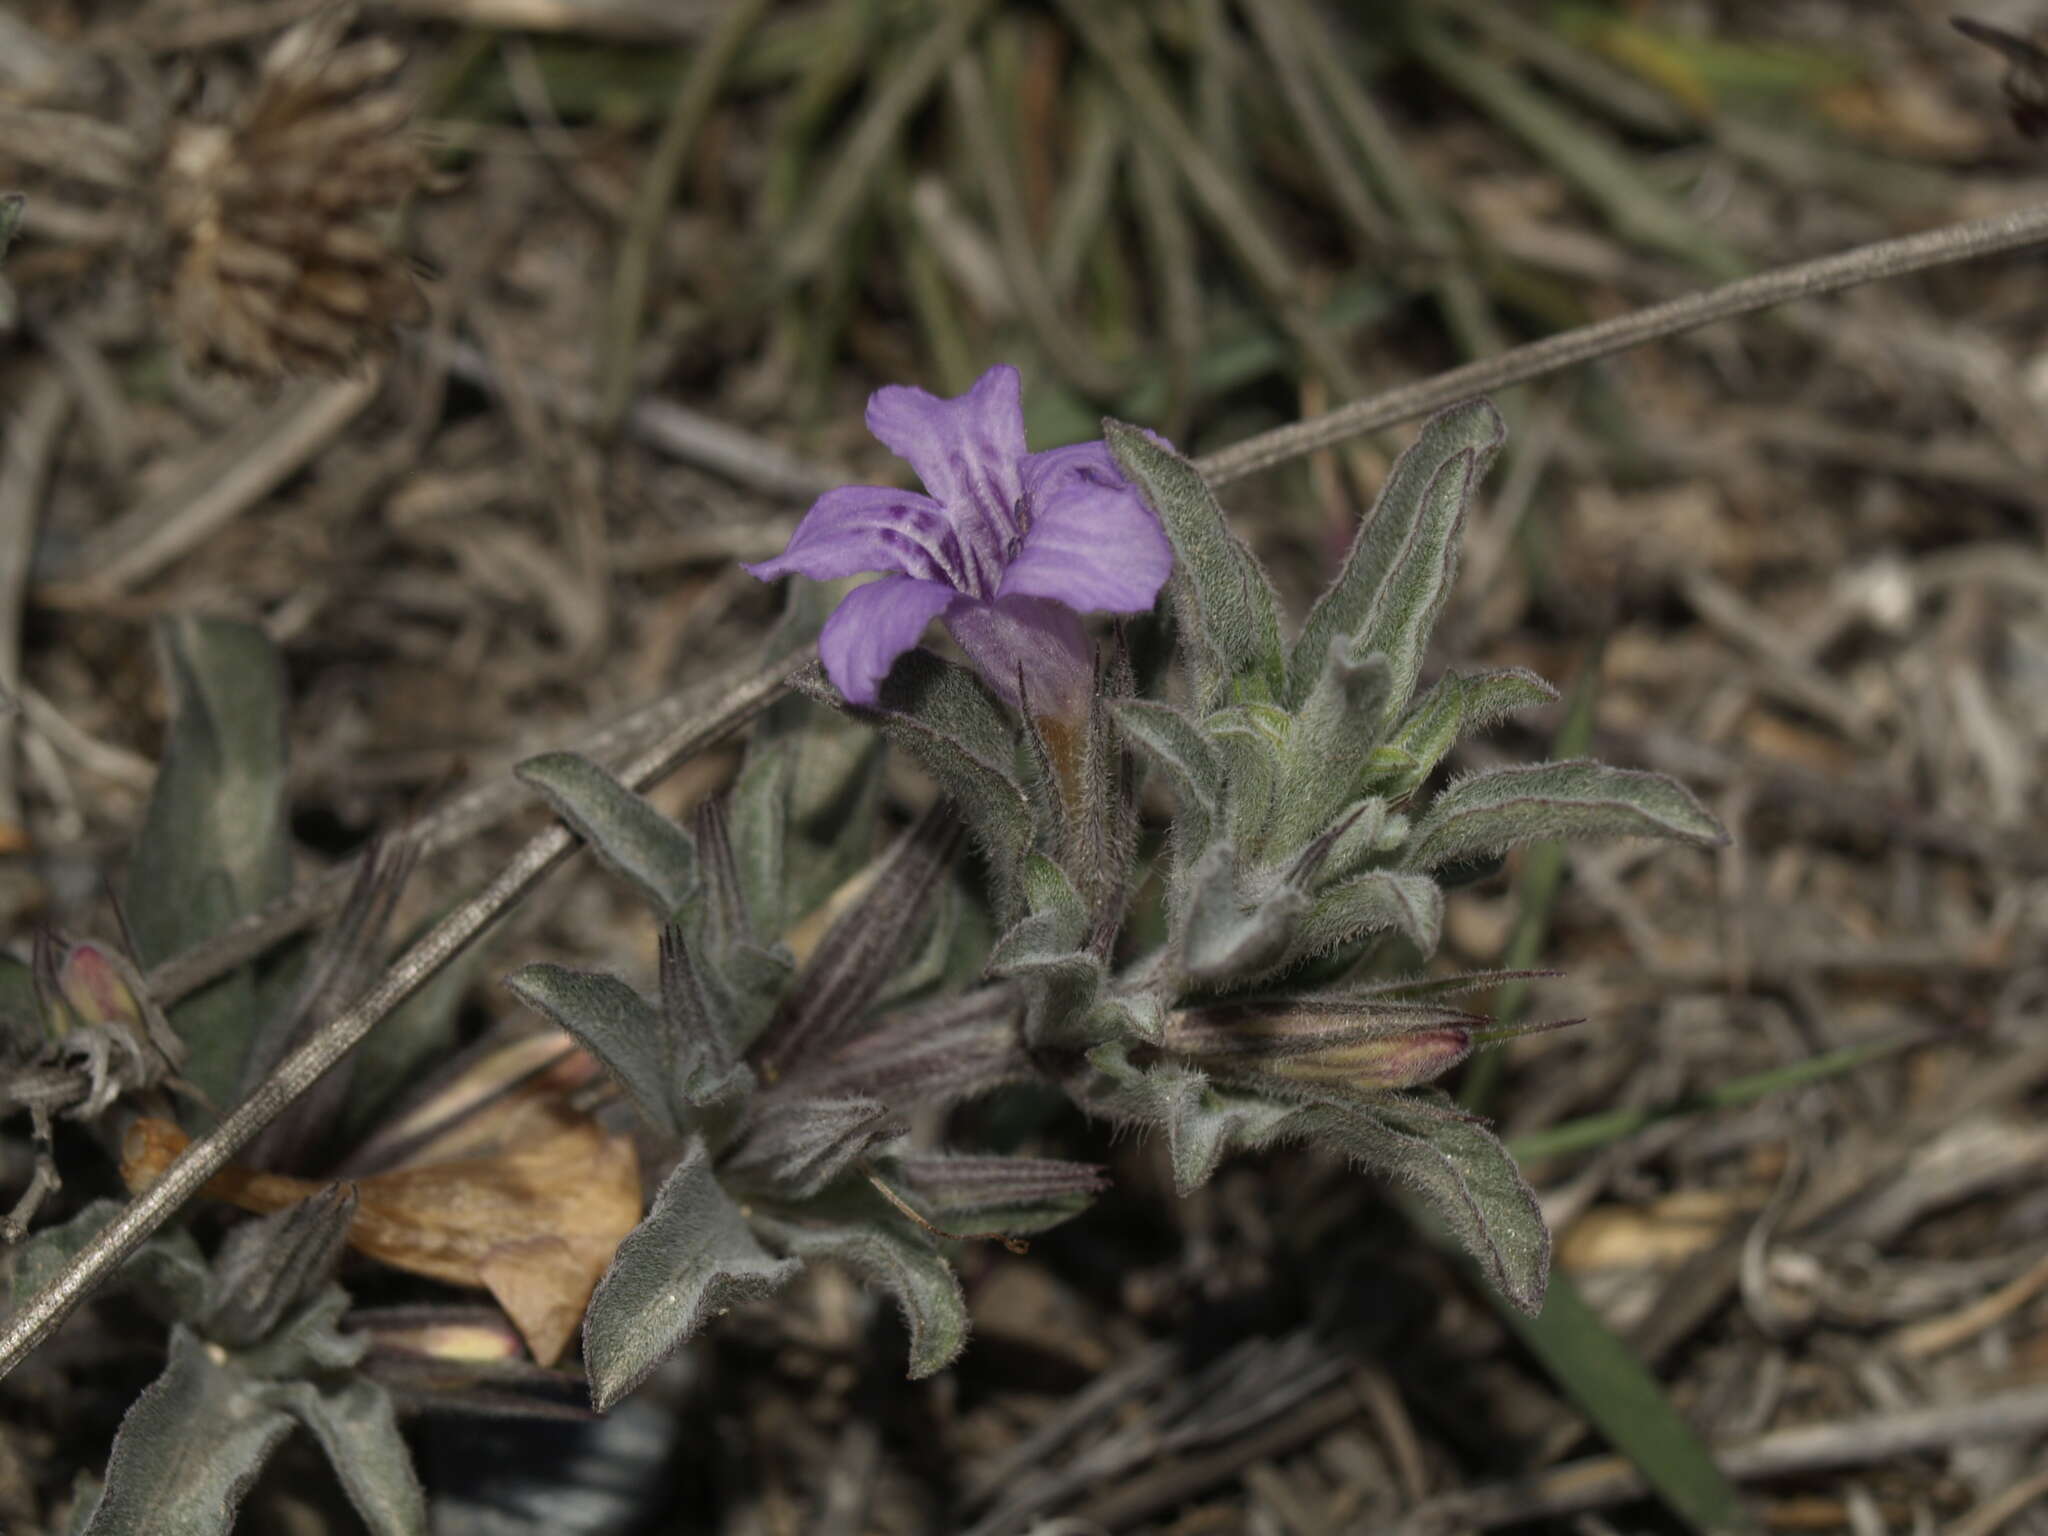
[1195,200,2048,485]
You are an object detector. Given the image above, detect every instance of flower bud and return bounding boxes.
[1166,999,1476,1095]
[33,932,147,1041]
[56,942,145,1034]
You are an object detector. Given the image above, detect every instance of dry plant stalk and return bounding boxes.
[122,1097,640,1368]
[160,5,428,375]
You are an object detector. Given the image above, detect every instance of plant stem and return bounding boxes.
[1194,200,2048,485]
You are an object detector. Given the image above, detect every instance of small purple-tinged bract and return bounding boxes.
[745,365,1171,718]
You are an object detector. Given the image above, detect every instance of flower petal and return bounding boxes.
[1000,442,1173,613]
[820,576,961,707]
[943,595,1092,719]
[866,366,1029,563]
[744,485,961,586]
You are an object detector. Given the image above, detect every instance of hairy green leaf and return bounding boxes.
[582,1139,800,1411]
[1290,870,1443,964]
[1314,798,1397,886]
[1106,422,1285,709]
[722,1098,902,1198]
[1318,1094,1549,1313]
[1205,703,1287,861]
[262,1377,426,1536]
[203,1186,356,1349]
[1178,843,1304,987]
[1289,399,1505,708]
[894,1154,1108,1235]
[1271,639,1393,847]
[804,653,1033,918]
[726,734,793,938]
[85,1328,295,1536]
[505,964,680,1136]
[756,1213,968,1379]
[1111,698,1227,860]
[1082,1041,1296,1194]
[127,616,292,1105]
[1406,759,1728,871]
[1373,667,1559,800]
[4,1199,208,1319]
[988,855,1089,973]
[517,752,699,918]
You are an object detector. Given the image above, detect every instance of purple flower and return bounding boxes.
[744,366,1172,717]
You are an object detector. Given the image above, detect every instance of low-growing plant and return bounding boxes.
[0,365,1725,1531]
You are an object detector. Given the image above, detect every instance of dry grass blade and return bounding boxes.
[598,0,773,431]
[40,375,379,604]
[1051,0,1363,395]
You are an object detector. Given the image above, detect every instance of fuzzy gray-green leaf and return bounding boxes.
[127,616,292,1106]
[726,734,793,938]
[1111,698,1227,859]
[988,854,1089,973]
[581,1139,801,1411]
[1205,704,1287,860]
[806,653,1033,918]
[1314,798,1397,886]
[1373,668,1559,800]
[517,752,699,918]
[1081,1041,1296,1194]
[1291,869,1443,964]
[1106,421,1285,709]
[1311,1094,1550,1313]
[504,963,681,1136]
[0,194,23,262]
[85,1327,295,1536]
[1405,759,1728,872]
[722,1097,902,1198]
[1178,844,1303,987]
[263,1377,426,1536]
[757,1216,968,1379]
[203,1185,356,1349]
[1289,399,1505,709]
[1271,639,1393,847]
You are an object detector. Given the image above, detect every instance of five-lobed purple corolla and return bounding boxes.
[744,365,1171,718]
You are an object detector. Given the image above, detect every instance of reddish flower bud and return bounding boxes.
[1166,998,1478,1095]
[57,942,145,1034]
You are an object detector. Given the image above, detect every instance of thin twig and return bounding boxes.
[0,652,802,1381]
[39,374,379,602]
[1194,201,2048,485]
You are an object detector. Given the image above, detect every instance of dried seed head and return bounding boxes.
[159,7,428,375]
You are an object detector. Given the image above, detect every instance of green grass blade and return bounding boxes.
[1489,1270,1754,1535]
[1510,1034,1914,1163]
